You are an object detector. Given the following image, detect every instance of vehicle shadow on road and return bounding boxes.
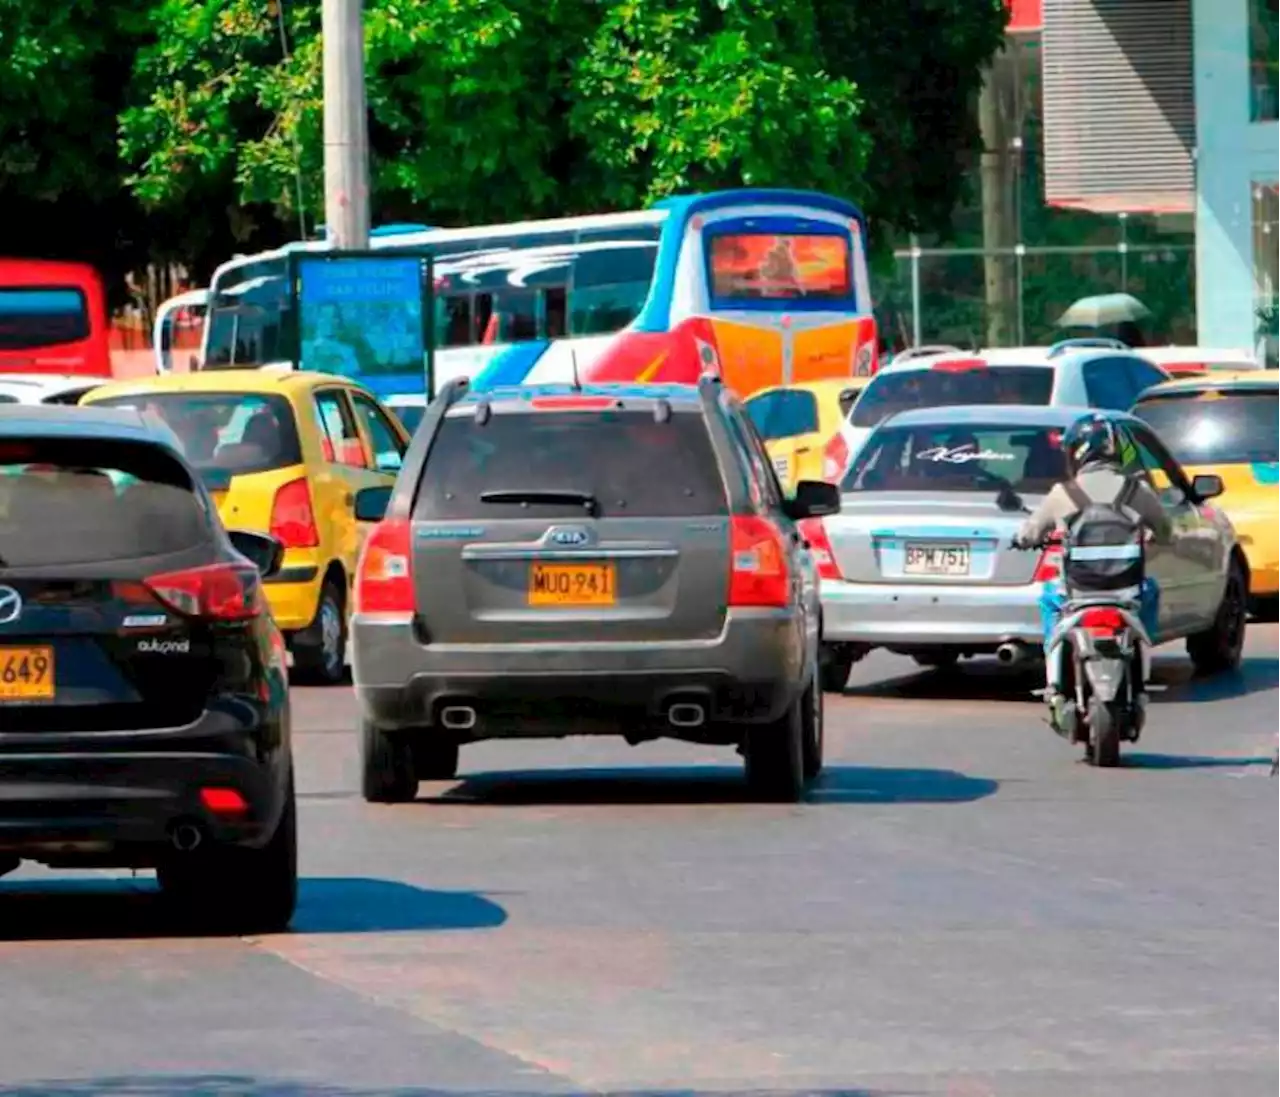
[843,660,1043,704]
[1119,752,1275,770]
[425,764,998,807]
[1147,655,1278,703]
[0,1079,899,1097]
[0,877,506,942]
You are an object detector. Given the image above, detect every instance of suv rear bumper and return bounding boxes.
[352,609,809,737]
[0,704,291,858]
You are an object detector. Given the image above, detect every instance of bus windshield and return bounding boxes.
[204,259,292,368]
[0,288,89,351]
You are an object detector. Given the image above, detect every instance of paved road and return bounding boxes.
[2,627,1276,1097]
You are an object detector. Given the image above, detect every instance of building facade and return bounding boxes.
[878,0,1278,361]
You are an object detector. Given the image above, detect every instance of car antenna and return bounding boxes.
[570,348,582,391]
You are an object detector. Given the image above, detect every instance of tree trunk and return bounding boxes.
[979,48,1019,348]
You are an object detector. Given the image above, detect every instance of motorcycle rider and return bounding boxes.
[1012,413,1172,728]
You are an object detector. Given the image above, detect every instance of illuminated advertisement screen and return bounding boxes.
[297,255,426,380]
[707,233,852,301]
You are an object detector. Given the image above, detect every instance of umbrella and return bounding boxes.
[1056,293,1151,328]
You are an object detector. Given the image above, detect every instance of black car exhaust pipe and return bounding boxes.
[440,705,478,731]
[169,822,203,853]
[668,703,706,729]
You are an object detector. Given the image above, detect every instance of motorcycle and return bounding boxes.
[1014,534,1151,768]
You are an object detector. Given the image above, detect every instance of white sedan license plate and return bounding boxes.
[904,543,970,576]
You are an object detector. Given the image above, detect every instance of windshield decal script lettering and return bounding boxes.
[915,445,1016,464]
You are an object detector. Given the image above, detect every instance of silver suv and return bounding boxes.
[349,377,840,803]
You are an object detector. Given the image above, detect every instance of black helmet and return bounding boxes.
[1063,413,1121,472]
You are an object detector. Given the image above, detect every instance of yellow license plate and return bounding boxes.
[0,646,55,701]
[528,562,616,607]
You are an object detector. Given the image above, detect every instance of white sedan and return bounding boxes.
[0,373,108,406]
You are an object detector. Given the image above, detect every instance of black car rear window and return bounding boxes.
[0,437,209,567]
[745,389,820,441]
[842,423,1068,496]
[91,392,302,477]
[1134,389,1279,465]
[413,406,729,519]
[851,366,1054,428]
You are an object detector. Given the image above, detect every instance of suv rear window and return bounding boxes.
[745,389,819,441]
[91,392,302,477]
[0,438,209,566]
[851,366,1054,428]
[1134,389,1279,465]
[413,407,729,519]
[843,423,1068,496]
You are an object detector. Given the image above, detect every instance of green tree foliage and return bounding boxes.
[1,0,1009,294]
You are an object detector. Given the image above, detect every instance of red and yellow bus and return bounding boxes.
[0,259,112,376]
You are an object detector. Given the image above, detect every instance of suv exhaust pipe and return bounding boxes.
[668,703,706,729]
[440,705,477,731]
[169,822,203,853]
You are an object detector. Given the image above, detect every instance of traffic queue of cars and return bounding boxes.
[0,344,1274,933]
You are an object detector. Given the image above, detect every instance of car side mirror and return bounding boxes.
[1191,473,1224,501]
[354,485,392,522]
[228,529,284,579]
[784,479,841,521]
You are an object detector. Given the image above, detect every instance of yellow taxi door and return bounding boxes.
[347,388,411,519]
[311,387,377,593]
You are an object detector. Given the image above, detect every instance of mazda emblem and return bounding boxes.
[0,586,21,626]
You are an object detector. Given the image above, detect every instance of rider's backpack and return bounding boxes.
[1060,479,1145,593]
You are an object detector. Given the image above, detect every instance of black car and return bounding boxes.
[0,405,296,932]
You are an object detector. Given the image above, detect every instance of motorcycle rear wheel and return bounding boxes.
[1086,698,1123,768]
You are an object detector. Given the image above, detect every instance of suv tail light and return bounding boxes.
[270,478,320,548]
[822,432,850,482]
[797,517,843,580]
[145,562,262,620]
[728,516,790,607]
[1080,606,1125,637]
[1033,540,1063,582]
[355,518,414,618]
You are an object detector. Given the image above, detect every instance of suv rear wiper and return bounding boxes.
[479,488,600,517]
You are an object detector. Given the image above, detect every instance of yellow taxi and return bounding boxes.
[743,377,870,492]
[83,370,412,681]
[1132,371,1279,616]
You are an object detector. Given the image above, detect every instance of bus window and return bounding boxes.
[475,289,540,344]
[569,225,660,337]
[436,294,472,348]
[545,287,567,339]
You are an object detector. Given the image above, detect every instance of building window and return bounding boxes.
[1251,0,1279,122]
[1254,182,1278,366]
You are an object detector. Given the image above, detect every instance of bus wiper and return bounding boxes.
[479,489,600,517]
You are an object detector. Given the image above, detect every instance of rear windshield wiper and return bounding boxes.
[994,482,1028,513]
[479,488,600,517]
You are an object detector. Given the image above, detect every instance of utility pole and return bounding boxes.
[322,0,370,248]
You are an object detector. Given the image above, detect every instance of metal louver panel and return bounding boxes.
[1042,0,1195,214]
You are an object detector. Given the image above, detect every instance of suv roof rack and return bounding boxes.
[1047,337,1128,358]
[893,344,965,363]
